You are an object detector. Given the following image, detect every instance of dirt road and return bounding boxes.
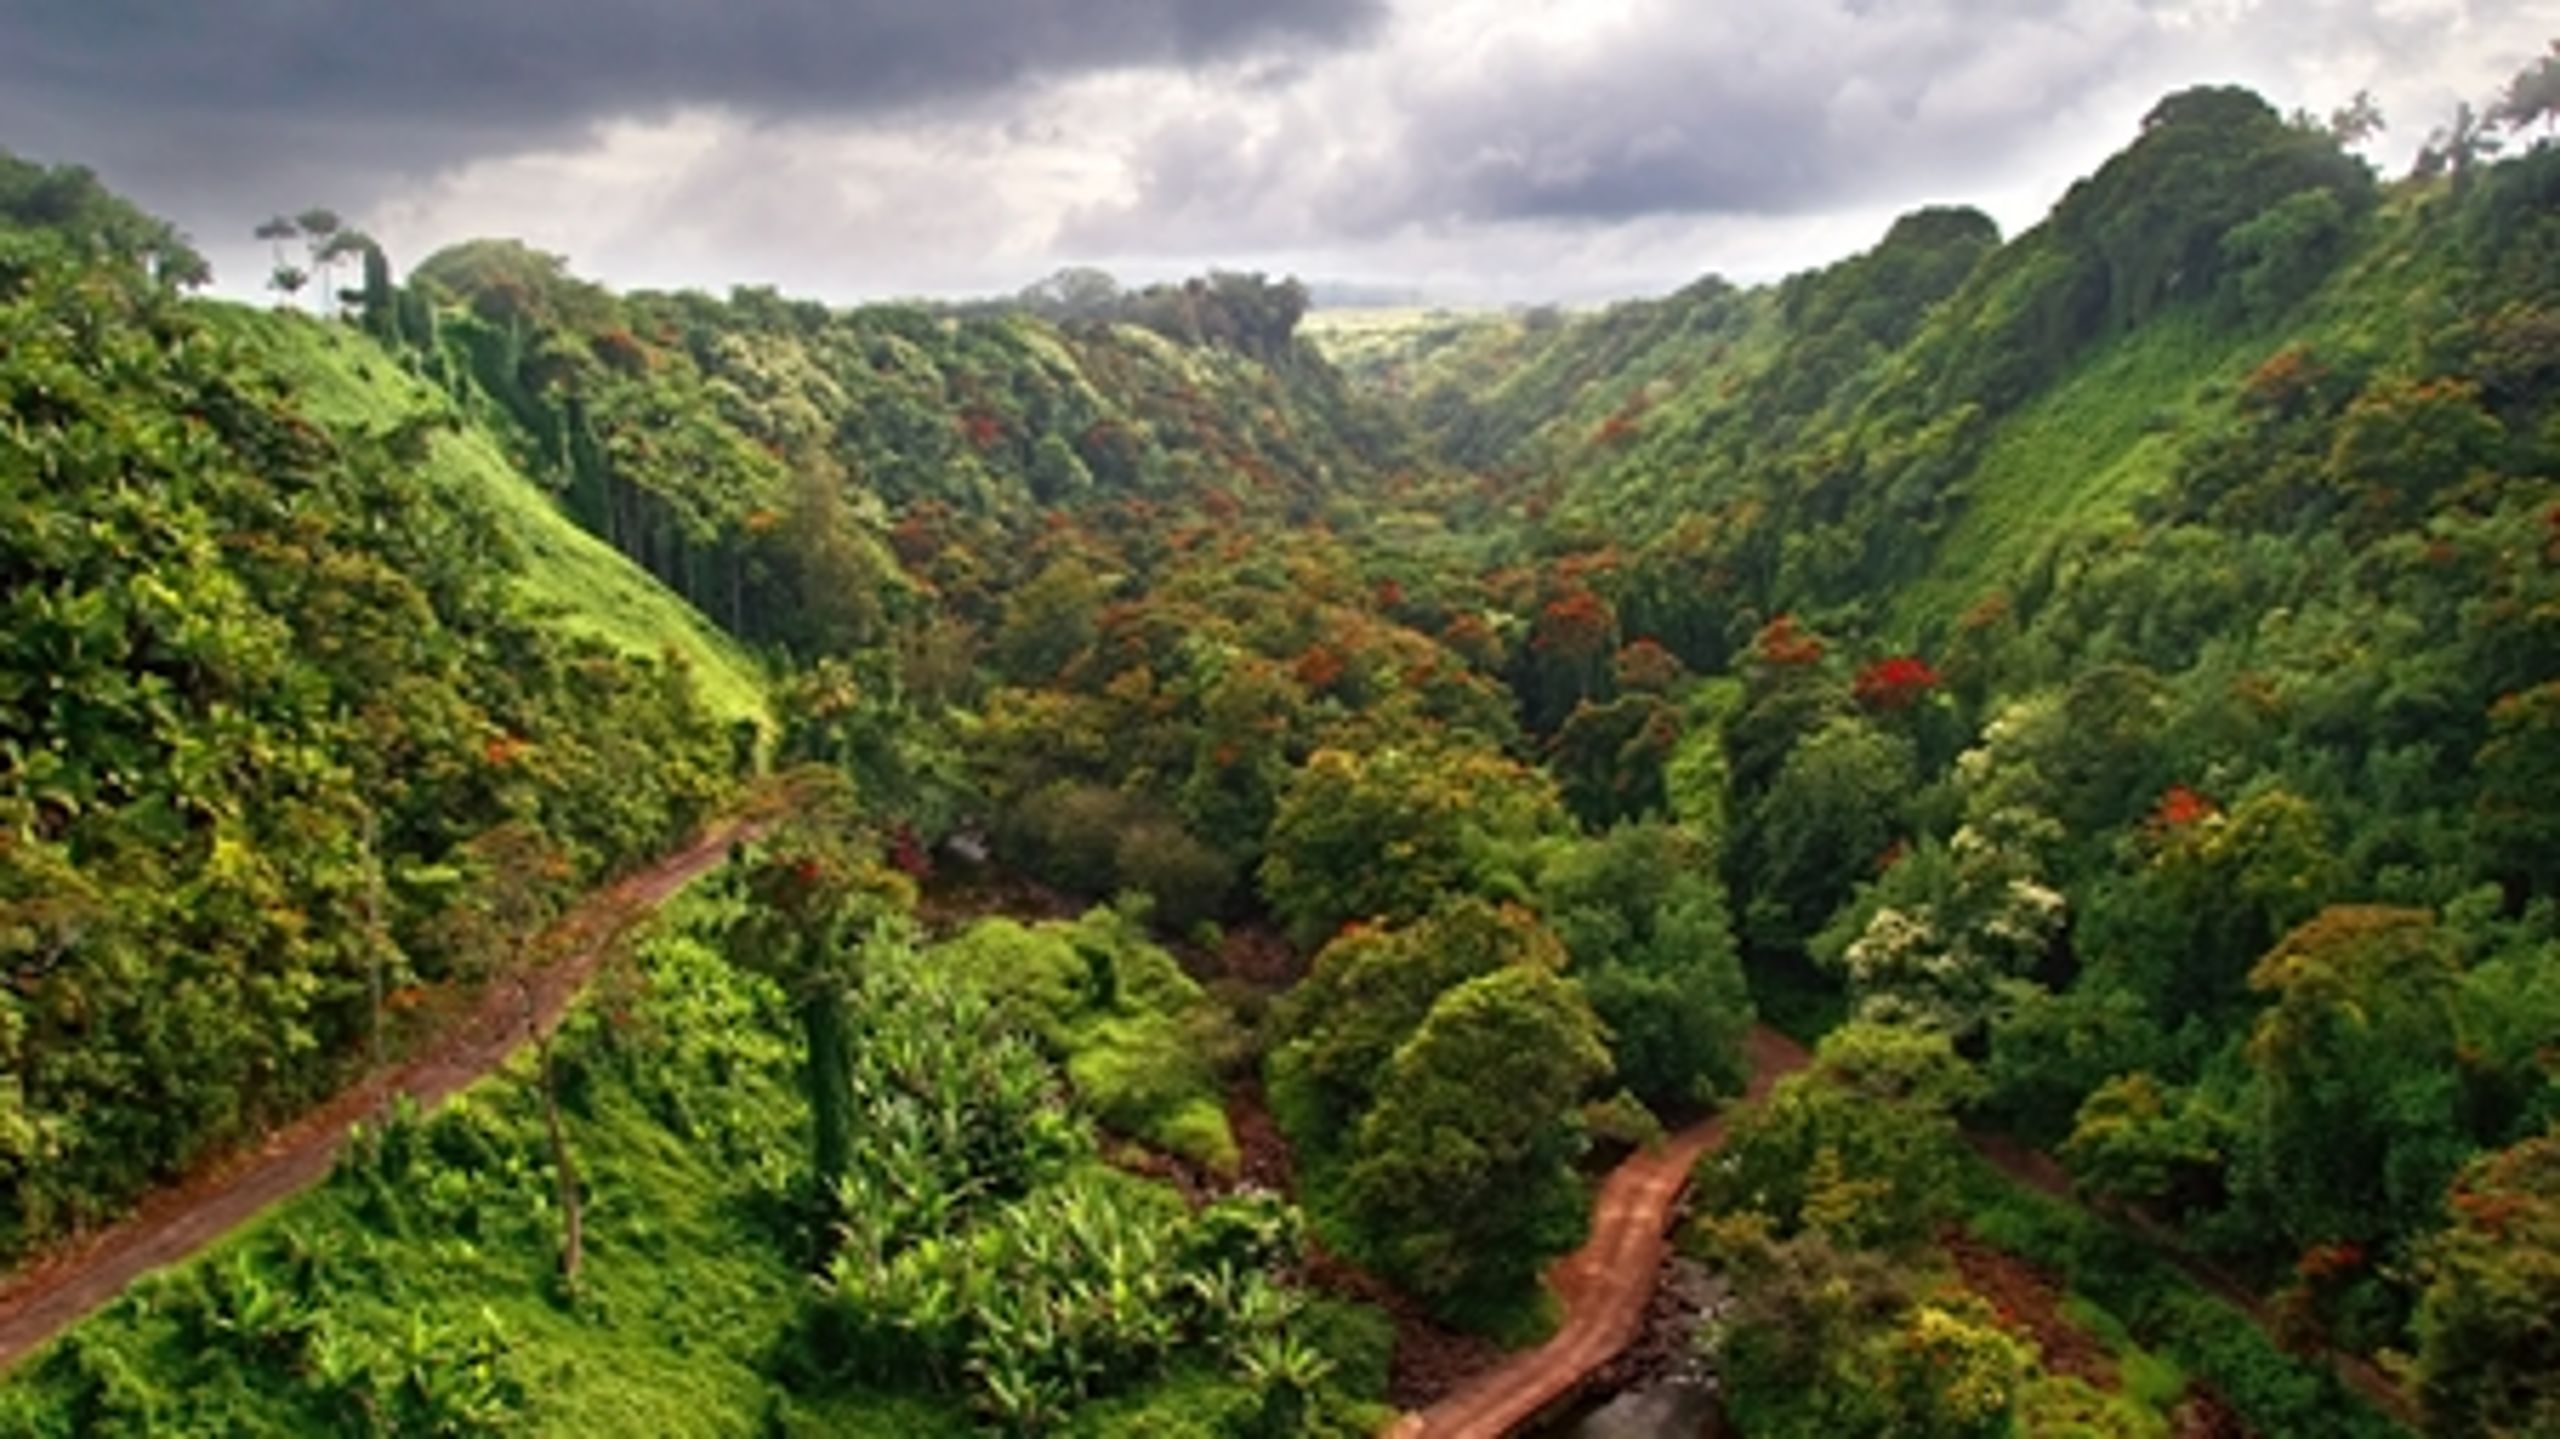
[0,818,757,1373]
[1389,1026,1812,1439]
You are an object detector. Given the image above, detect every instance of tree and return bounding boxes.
[357,236,400,345]
[254,213,299,271]
[445,824,584,1286]
[1341,965,1610,1310]
[2326,89,2386,147]
[2061,1072,2232,1215]
[1742,714,1915,952]
[296,207,346,312]
[1267,898,1566,1152]
[2088,786,2342,1024]
[2412,1124,2560,1438]
[267,262,309,309]
[991,553,1110,682]
[1815,809,2066,1037]
[2490,42,2560,138]
[1539,823,1753,1108]
[718,790,916,1252]
[1702,1022,1977,1251]
[314,227,374,319]
[1259,742,1567,947]
[2415,103,2504,195]
[2474,681,2560,898]
[2240,906,2470,1253]
[1697,1213,2026,1439]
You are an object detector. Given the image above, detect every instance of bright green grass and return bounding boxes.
[1890,310,2262,642]
[198,307,773,733]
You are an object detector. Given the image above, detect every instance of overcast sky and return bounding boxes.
[3,0,2552,306]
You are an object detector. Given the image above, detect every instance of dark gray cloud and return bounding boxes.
[1,0,2542,304]
[1068,0,2540,258]
[1074,0,2154,246]
[0,0,1384,212]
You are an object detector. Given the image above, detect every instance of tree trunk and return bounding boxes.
[803,984,853,1254]
[523,982,584,1287]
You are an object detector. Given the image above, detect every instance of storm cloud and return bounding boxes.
[0,0,1383,211]
[1,0,2548,304]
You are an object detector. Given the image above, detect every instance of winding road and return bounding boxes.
[1389,1026,1812,1439]
[0,818,758,1374]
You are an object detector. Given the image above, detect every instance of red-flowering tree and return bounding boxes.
[1853,654,1941,711]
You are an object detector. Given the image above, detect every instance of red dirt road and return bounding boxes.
[1389,1026,1812,1439]
[0,818,758,1374]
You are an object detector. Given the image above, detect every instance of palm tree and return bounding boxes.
[296,207,345,311]
[255,215,302,308]
[268,263,310,308]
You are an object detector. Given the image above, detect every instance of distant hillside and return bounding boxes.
[377,247,1409,665]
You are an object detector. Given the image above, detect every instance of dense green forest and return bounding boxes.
[3,55,2558,1439]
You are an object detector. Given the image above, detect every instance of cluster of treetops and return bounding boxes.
[1,49,2557,1435]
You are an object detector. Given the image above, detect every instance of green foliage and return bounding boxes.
[825,1170,1307,1431]
[1743,713,1917,951]
[1259,742,1569,946]
[2412,1124,2560,1439]
[1267,898,1565,1154]
[1701,1023,1975,1251]
[1984,982,2170,1146]
[1816,809,2069,1035]
[2061,1073,2233,1215]
[1692,1213,2027,1439]
[1539,822,1754,1108]
[0,149,206,286]
[1341,965,1610,1312]
[2,901,818,1435]
[0,221,735,1260]
[1956,1160,2405,1439]
[934,908,1239,1175]
[2238,906,2471,1253]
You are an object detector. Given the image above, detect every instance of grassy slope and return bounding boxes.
[1889,191,2453,645]
[1886,309,2264,643]
[201,307,773,733]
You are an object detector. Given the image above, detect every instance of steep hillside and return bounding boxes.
[0,157,745,1265]
[203,310,773,730]
[382,247,1406,660]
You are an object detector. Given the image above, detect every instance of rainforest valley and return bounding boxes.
[1,70,2557,1439]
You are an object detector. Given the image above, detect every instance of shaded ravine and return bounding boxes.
[1965,1131,2421,1430]
[0,817,763,1373]
[1389,1027,1812,1439]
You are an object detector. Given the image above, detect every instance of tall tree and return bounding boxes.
[1342,965,1610,1311]
[296,206,345,313]
[717,780,914,1253]
[2491,41,2560,137]
[2415,102,2504,195]
[2413,1124,2560,1438]
[2326,89,2386,147]
[447,824,585,1287]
